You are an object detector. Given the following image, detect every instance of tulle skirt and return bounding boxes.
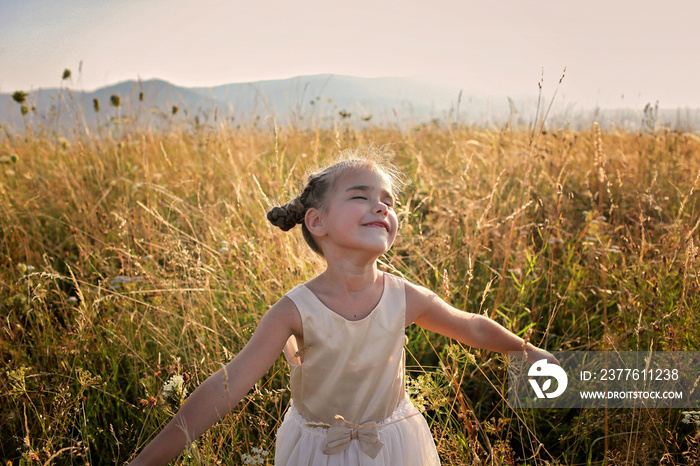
[275,398,440,466]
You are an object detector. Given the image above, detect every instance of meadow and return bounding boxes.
[1,107,699,465]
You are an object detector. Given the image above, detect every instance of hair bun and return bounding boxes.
[267,198,305,231]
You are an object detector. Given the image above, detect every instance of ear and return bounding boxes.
[304,208,327,237]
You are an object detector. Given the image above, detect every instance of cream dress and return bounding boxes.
[275,273,441,465]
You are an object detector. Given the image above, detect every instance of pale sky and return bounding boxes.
[1,0,699,108]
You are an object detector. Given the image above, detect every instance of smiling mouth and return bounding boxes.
[364,222,389,231]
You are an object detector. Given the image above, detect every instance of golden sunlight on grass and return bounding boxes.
[1,114,699,464]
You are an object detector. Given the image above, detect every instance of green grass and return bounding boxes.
[1,117,699,465]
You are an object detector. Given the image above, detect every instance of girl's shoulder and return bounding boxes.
[385,273,436,299]
[264,293,303,337]
[400,278,442,325]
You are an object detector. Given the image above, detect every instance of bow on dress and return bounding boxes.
[322,422,384,459]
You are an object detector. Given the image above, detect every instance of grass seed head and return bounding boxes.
[12,90,27,104]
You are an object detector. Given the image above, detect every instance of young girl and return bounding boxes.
[128,148,556,466]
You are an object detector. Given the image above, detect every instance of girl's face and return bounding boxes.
[311,167,399,258]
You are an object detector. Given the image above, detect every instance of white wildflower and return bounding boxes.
[405,375,428,412]
[682,411,700,427]
[406,373,449,413]
[162,375,187,402]
[253,447,269,457]
[241,447,269,464]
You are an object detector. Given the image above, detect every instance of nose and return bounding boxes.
[374,202,389,216]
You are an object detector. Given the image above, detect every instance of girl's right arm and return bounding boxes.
[128,297,301,466]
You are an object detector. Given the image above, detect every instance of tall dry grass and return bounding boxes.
[1,115,699,465]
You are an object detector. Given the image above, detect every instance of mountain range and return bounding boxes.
[1,74,697,132]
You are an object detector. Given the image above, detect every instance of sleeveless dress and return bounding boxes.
[275,273,441,465]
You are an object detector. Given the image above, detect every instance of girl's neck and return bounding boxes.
[307,262,385,321]
[317,260,382,294]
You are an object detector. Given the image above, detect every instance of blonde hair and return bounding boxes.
[267,146,405,256]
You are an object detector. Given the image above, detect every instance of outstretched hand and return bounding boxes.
[526,347,560,366]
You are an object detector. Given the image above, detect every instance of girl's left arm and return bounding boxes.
[406,282,557,364]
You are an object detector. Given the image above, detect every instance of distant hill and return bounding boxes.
[0,74,526,132]
[188,74,474,122]
[1,74,698,132]
[0,79,223,132]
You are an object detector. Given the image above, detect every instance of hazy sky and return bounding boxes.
[1,0,698,107]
